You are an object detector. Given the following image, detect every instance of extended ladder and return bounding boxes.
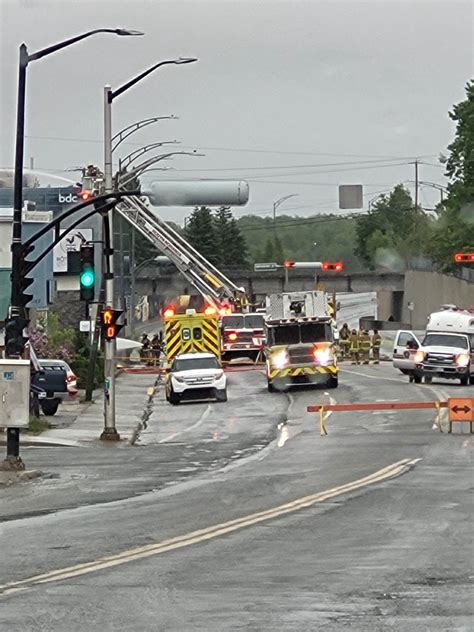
[116,194,245,308]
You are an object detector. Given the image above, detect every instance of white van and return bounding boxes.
[393,306,474,386]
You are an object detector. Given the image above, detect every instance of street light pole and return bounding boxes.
[101,85,119,440]
[100,56,198,441]
[3,28,142,470]
[272,193,298,236]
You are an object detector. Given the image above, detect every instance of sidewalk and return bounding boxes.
[1,372,158,447]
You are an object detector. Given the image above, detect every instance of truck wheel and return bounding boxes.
[267,380,276,393]
[327,375,339,389]
[470,375,474,386]
[40,399,60,416]
[460,375,469,386]
[424,376,433,384]
[413,374,422,384]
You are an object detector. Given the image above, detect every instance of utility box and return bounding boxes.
[0,359,31,429]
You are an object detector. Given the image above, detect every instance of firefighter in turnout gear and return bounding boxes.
[359,329,371,364]
[338,323,351,359]
[371,329,382,364]
[350,329,360,364]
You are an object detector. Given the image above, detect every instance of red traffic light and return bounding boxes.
[80,190,92,201]
[322,261,344,272]
[454,252,474,262]
[283,260,295,269]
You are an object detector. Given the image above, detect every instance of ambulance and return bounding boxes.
[162,304,221,368]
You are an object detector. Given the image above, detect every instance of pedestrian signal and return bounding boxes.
[100,307,123,341]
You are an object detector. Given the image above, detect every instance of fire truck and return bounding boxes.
[221,312,265,362]
[264,291,338,391]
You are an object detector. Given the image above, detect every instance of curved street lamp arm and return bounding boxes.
[119,141,180,172]
[118,151,203,188]
[111,57,197,101]
[111,116,177,153]
[28,28,143,62]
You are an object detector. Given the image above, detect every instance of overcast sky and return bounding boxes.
[0,0,472,223]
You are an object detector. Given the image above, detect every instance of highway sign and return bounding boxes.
[448,397,474,422]
[254,262,279,271]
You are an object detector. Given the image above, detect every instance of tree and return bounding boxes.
[430,81,474,270]
[29,312,75,362]
[355,184,431,268]
[185,206,220,264]
[214,207,248,266]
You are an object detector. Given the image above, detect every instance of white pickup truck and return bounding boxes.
[393,306,474,386]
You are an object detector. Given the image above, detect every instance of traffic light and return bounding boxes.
[100,307,124,341]
[4,315,29,357]
[283,260,295,268]
[322,261,344,272]
[454,252,474,263]
[18,243,35,308]
[79,243,95,302]
[80,189,92,201]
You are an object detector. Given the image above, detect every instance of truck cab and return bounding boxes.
[264,291,338,392]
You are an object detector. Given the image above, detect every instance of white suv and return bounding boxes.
[165,353,227,405]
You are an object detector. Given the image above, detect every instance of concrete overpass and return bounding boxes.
[134,264,474,329]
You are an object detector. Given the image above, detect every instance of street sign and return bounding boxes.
[448,397,474,422]
[254,262,279,271]
[79,320,92,332]
[338,184,363,209]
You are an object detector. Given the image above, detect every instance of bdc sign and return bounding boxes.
[58,192,78,204]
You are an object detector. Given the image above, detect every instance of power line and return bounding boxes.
[18,133,438,161]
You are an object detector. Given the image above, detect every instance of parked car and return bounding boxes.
[38,359,78,397]
[165,352,227,405]
[29,352,69,415]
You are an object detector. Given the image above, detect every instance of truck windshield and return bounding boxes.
[423,334,468,349]
[173,357,219,371]
[244,315,264,329]
[270,323,331,345]
[222,315,244,329]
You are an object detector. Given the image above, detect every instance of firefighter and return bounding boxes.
[350,329,360,365]
[371,329,382,364]
[151,334,162,366]
[339,323,351,359]
[140,334,151,363]
[360,329,371,364]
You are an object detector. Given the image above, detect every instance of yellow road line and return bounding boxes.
[0,458,420,596]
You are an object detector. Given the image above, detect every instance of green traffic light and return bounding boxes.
[80,269,95,288]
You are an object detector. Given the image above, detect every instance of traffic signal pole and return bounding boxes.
[101,86,120,441]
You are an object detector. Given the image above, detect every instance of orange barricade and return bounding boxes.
[307,400,451,436]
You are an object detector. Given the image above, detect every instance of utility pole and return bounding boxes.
[414,160,419,210]
[101,85,119,440]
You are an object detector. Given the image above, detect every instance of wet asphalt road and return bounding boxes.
[0,362,472,631]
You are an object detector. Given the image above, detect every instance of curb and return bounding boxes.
[0,469,43,486]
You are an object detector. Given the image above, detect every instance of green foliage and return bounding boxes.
[355,184,432,268]
[445,80,474,209]
[238,214,364,270]
[185,206,219,264]
[185,206,248,266]
[25,418,51,434]
[29,312,75,361]
[430,81,474,271]
[70,331,104,389]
